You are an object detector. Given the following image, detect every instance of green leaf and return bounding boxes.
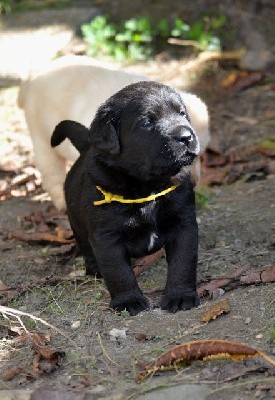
[210,15,226,30]
[188,21,204,41]
[124,18,139,31]
[156,19,170,37]
[115,31,132,42]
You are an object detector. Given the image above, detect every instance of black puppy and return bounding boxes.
[51,81,200,315]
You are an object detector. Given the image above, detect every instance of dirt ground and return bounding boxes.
[0,1,275,399]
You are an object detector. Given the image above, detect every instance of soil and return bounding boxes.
[0,1,274,399]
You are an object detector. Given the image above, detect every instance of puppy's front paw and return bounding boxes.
[160,289,199,313]
[110,291,150,316]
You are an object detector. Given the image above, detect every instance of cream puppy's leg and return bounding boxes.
[31,134,67,209]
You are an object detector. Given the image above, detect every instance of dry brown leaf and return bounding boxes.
[133,248,165,277]
[0,283,12,291]
[31,332,64,373]
[197,266,248,298]
[201,299,231,323]
[197,266,274,298]
[240,266,275,284]
[2,366,22,381]
[7,230,74,245]
[137,339,275,382]
[226,72,263,92]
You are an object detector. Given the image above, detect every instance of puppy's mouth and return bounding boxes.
[180,150,197,164]
[148,151,197,179]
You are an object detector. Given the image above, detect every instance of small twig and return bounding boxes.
[180,49,245,72]
[168,37,201,49]
[0,305,75,346]
[0,173,36,197]
[96,331,120,367]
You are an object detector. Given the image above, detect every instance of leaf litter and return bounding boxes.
[137,339,275,382]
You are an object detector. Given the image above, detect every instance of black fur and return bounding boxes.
[51,81,200,315]
[50,120,90,152]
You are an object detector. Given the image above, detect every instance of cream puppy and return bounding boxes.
[18,55,209,209]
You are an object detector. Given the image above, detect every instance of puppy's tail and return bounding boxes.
[51,120,90,153]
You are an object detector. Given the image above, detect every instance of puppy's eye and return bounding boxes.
[142,119,154,128]
[180,109,186,116]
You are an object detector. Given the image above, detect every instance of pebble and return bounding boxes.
[109,328,127,341]
[245,317,252,324]
[255,333,263,339]
[71,320,81,329]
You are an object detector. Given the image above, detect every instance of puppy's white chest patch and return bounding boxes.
[148,232,158,251]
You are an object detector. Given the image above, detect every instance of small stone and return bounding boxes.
[71,320,81,329]
[109,328,127,341]
[255,333,263,339]
[245,317,252,324]
[68,269,85,277]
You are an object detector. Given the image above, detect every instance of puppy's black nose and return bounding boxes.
[173,126,194,146]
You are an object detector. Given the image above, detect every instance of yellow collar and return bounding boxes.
[93,185,177,205]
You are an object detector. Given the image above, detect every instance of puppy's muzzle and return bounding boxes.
[172,125,200,155]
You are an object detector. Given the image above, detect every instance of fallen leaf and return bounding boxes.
[197,266,248,297]
[137,339,275,382]
[0,283,12,291]
[2,366,22,381]
[31,332,65,373]
[203,149,227,167]
[221,70,251,88]
[201,298,231,323]
[7,230,74,245]
[133,248,165,277]
[197,266,274,298]
[232,72,263,92]
[134,333,153,341]
[240,266,275,284]
[201,165,229,186]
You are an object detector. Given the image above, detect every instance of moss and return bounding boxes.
[258,139,275,150]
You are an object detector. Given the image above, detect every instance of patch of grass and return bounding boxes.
[1,0,72,13]
[195,186,214,209]
[81,14,226,62]
[258,139,275,150]
[269,322,275,341]
[0,0,12,14]
[9,298,21,308]
[195,189,209,208]
[25,317,36,329]
[119,309,131,318]
[14,0,52,13]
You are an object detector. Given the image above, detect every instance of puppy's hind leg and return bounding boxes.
[69,222,101,277]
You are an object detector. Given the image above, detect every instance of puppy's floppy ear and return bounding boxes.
[89,108,120,155]
[51,120,91,153]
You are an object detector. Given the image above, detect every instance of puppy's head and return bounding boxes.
[89,81,200,180]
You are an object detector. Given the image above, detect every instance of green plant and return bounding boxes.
[82,15,153,62]
[119,308,130,318]
[81,14,226,62]
[0,0,12,13]
[1,0,72,13]
[270,322,275,341]
[195,188,210,208]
